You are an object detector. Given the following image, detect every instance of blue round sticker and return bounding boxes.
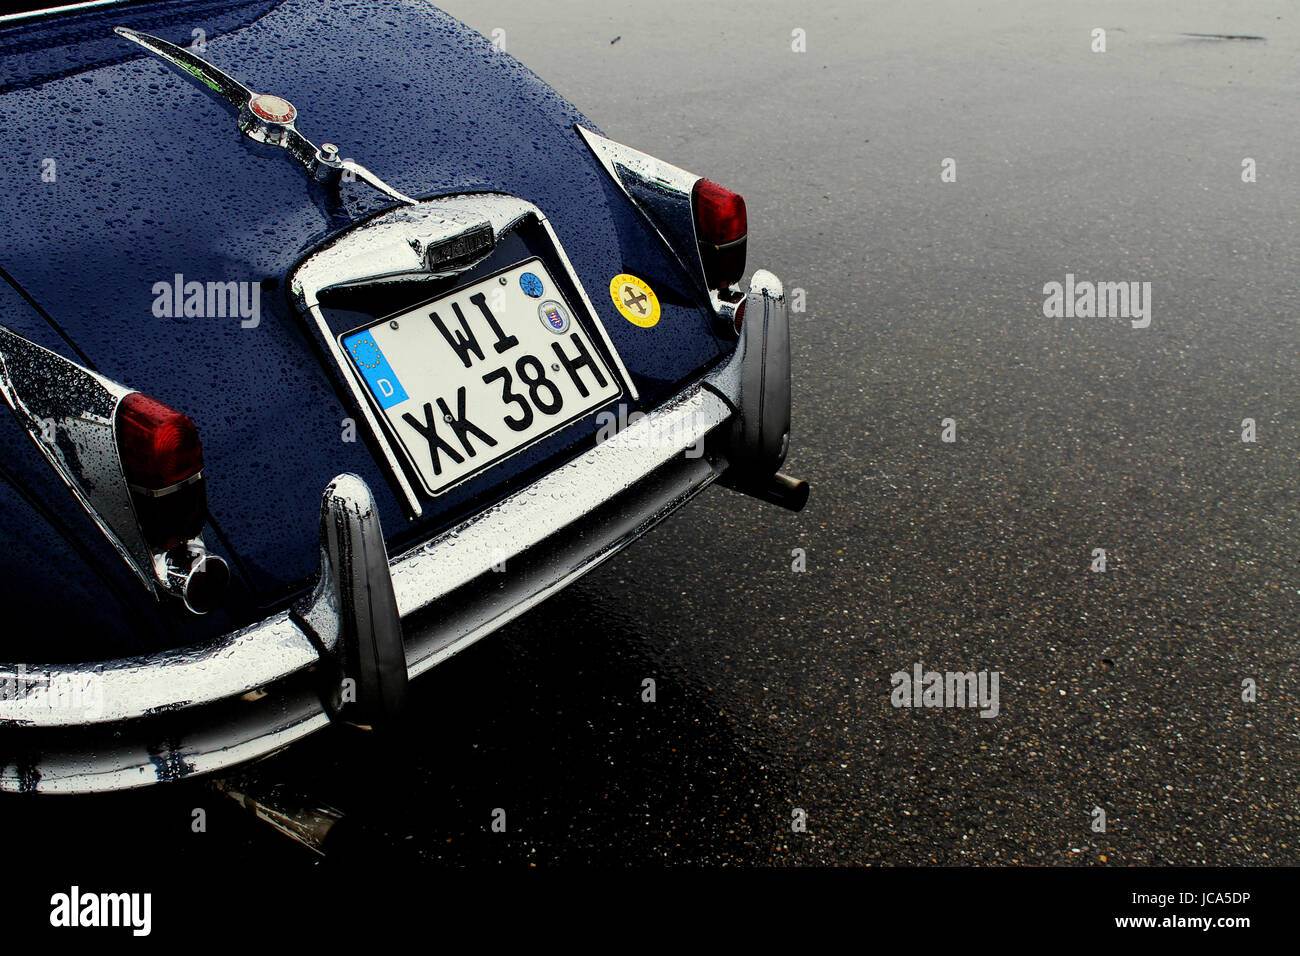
[519,272,544,297]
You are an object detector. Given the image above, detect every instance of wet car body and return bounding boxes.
[0,0,803,790]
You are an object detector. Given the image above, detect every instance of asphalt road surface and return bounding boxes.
[13,0,1297,867]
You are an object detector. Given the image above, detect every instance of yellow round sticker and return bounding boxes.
[610,273,661,328]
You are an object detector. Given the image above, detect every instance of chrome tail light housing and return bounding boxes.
[0,325,227,613]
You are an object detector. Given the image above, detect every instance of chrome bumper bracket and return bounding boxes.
[716,270,809,510]
[729,270,792,474]
[294,474,408,727]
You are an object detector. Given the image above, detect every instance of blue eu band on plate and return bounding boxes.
[342,333,409,410]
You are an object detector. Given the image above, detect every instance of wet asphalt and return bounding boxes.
[10,0,1298,867]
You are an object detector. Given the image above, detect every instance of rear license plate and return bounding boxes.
[340,258,623,496]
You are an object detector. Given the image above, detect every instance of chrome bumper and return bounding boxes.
[0,271,800,793]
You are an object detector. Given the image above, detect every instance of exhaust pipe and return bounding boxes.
[718,470,810,512]
[159,545,230,615]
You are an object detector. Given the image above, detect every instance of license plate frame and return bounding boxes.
[338,257,625,498]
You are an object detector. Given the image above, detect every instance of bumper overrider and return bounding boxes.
[0,272,804,793]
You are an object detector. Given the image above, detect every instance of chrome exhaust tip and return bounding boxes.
[179,553,230,615]
[718,469,810,512]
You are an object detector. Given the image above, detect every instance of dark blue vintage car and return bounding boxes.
[0,0,804,791]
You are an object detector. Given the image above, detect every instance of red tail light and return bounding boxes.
[693,178,747,289]
[116,392,208,550]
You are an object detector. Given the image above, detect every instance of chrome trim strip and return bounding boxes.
[0,0,125,24]
[576,126,707,293]
[5,701,334,794]
[114,27,416,206]
[0,613,315,728]
[0,325,155,590]
[0,328,234,607]
[127,469,204,498]
[115,26,254,114]
[291,195,534,305]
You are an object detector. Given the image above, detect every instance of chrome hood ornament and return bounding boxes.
[114,26,416,206]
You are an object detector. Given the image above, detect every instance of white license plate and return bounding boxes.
[340,258,623,496]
